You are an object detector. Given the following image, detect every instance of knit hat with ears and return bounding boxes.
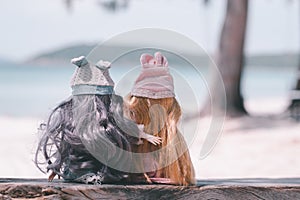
[131,52,175,99]
[70,56,115,96]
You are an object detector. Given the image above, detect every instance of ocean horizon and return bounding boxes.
[0,62,297,118]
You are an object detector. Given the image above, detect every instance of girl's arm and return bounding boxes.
[137,124,162,146]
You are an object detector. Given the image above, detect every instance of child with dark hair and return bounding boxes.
[35,56,161,184]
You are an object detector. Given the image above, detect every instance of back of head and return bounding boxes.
[125,96,181,132]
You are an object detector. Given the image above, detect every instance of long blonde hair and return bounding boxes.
[125,95,195,185]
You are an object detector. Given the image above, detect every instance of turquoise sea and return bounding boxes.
[0,63,297,117]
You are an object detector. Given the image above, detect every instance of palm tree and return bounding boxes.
[289,1,300,120]
[204,0,248,117]
[290,70,300,118]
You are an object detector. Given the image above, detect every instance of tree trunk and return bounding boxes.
[289,1,300,120]
[204,0,248,117]
[289,66,300,105]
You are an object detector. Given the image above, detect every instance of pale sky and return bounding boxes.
[0,0,299,61]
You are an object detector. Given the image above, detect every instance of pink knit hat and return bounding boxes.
[131,52,175,99]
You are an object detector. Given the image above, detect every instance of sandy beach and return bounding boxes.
[191,116,300,179]
[1,100,299,180]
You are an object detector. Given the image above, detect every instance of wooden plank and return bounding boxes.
[0,178,299,199]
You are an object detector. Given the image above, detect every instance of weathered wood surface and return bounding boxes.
[0,178,300,200]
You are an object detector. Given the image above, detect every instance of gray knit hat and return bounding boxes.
[70,56,115,96]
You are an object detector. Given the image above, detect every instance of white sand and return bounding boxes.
[0,116,44,178]
[190,116,300,179]
[0,102,299,179]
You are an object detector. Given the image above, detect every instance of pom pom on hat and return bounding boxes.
[140,52,168,68]
[96,60,111,70]
[70,56,115,95]
[131,52,174,99]
[71,56,88,67]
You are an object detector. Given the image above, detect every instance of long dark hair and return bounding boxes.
[35,94,141,183]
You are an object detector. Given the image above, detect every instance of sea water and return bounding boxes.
[0,63,297,118]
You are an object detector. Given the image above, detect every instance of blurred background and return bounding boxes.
[0,0,299,179]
